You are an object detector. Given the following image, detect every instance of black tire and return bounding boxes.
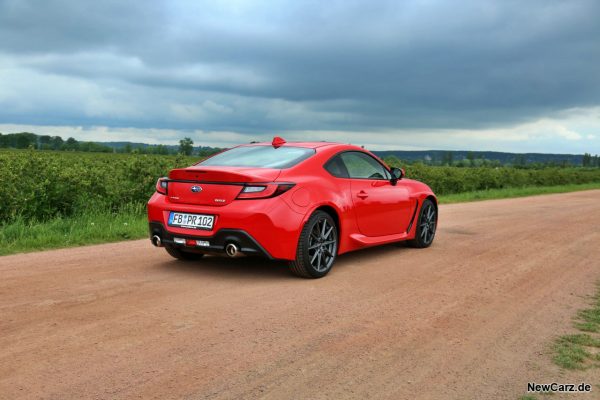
[289,211,338,278]
[164,244,205,261]
[408,199,437,248]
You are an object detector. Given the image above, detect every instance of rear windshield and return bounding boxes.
[197,145,315,169]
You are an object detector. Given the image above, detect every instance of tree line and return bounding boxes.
[582,153,600,167]
[383,151,600,168]
[0,132,221,157]
[2,131,597,166]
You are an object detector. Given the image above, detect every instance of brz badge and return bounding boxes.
[190,185,202,193]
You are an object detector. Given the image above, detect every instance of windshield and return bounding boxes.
[197,145,315,169]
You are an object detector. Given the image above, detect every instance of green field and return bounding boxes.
[1,149,600,256]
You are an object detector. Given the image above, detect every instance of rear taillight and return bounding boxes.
[156,177,168,195]
[236,183,295,199]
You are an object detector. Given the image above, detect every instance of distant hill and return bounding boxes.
[101,141,217,153]
[101,141,167,149]
[372,150,584,165]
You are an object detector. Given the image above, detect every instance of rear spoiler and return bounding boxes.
[168,168,281,183]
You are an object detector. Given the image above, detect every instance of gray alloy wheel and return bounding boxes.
[289,211,338,278]
[408,199,437,248]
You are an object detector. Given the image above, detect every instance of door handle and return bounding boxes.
[357,190,369,199]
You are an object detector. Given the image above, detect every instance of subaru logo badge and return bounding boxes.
[190,185,202,193]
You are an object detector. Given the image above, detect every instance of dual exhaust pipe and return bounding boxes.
[152,234,242,258]
[225,243,243,258]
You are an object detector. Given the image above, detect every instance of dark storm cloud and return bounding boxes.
[0,0,165,53]
[0,0,599,133]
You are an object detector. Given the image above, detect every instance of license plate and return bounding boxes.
[168,212,214,230]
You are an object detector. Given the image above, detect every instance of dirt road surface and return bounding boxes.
[1,190,599,400]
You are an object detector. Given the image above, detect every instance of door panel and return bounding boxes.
[349,179,413,236]
[337,151,413,237]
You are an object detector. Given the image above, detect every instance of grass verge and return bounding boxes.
[553,284,600,370]
[438,182,600,204]
[519,284,600,399]
[0,205,147,256]
[1,183,599,256]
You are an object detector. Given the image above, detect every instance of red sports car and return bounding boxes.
[147,137,437,278]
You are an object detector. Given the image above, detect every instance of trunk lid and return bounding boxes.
[167,167,281,206]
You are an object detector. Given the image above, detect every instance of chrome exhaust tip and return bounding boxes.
[225,243,239,257]
[151,235,163,247]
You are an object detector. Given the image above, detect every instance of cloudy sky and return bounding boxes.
[0,0,599,153]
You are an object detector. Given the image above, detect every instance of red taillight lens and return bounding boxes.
[156,177,168,195]
[236,183,295,199]
[273,183,295,197]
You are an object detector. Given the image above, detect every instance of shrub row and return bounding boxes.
[1,149,599,223]
[0,150,195,223]
[400,163,600,195]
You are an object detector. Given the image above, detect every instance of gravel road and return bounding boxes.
[1,190,599,399]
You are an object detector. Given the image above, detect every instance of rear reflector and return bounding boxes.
[175,238,210,247]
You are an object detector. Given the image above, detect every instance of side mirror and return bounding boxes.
[390,167,404,185]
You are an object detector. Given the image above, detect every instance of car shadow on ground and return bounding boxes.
[335,242,409,267]
[157,254,294,281]
[154,242,409,280]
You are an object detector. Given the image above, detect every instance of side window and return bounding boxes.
[340,152,390,180]
[324,155,349,178]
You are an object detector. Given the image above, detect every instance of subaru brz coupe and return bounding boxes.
[147,137,437,278]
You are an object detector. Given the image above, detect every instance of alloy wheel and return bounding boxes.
[419,203,437,245]
[307,218,337,272]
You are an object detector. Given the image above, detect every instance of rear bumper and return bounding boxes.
[147,192,305,260]
[149,222,274,259]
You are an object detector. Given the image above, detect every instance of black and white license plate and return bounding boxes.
[168,212,214,230]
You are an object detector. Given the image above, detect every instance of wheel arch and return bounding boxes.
[288,203,342,278]
[425,194,438,213]
[314,204,341,236]
[300,202,343,240]
[406,193,438,240]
